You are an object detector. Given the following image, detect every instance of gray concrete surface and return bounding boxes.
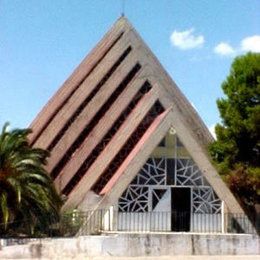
[2,256,260,260]
[0,233,259,259]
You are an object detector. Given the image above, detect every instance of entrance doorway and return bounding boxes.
[171,187,191,231]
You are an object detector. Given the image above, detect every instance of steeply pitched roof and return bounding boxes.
[30,17,243,214]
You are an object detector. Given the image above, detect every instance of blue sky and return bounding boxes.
[0,0,259,137]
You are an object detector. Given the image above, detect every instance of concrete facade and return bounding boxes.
[0,233,259,259]
[29,16,244,216]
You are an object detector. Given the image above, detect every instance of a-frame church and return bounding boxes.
[29,17,248,233]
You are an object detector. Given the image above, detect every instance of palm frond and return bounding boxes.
[0,192,9,228]
[0,123,62,235]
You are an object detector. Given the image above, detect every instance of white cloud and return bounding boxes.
[170,28,204,50]
[241,35,260,53]
[209,124,216,140]
[214,42,235,56]
[214,35,260,57]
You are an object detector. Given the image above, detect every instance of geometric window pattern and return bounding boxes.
[193,187,221,214]
[176,159,207,186]
[152,189,167,210]
[118,135,221,214]
[132,158,166,185]
[118,186,149,212]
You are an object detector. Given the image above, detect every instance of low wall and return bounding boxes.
[0,233,259,258]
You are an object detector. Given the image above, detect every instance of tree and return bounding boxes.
[0,123,62,236]
[209,52,260,212]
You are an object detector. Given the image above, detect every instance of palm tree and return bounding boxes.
[0,123,62,236]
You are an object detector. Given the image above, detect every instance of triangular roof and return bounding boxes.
[29,17,244,214]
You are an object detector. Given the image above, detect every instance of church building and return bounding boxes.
[29,17,249,233]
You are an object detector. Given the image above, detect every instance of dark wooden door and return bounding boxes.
[171,188,191,231]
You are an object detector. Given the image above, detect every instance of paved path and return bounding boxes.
[43,255,260,260]
[2,256,260,259]
[74,255,260,260]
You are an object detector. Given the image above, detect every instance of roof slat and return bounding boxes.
[54,69,150,192]
[46,51,140,173]
[29,18,130,144]
[63,88,158,209]
[34,31,135,150]
[99,108,172,196]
